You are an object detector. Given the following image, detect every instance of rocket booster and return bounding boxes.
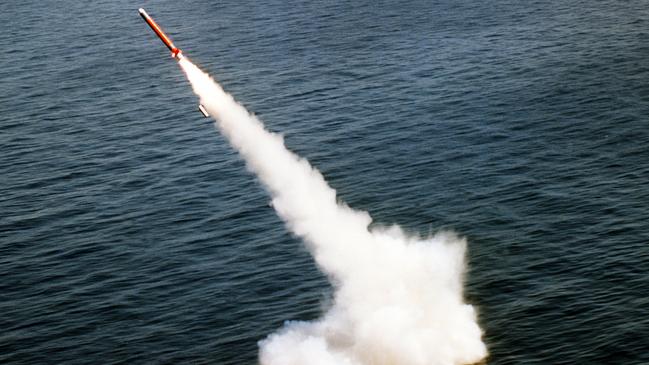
[139,8,183,60]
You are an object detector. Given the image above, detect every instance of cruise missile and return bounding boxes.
[139,8,183,60]
[139,8,209,117]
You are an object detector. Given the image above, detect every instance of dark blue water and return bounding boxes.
[2,1,648,364]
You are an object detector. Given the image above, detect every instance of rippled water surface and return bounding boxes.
[2,1,648,364]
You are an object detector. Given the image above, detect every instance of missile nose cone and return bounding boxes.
[138,8,147,16]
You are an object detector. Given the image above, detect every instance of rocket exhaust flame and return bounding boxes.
[138,8,487,365]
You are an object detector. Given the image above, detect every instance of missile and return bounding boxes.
[139,8,210,118]
[139,8,183,60]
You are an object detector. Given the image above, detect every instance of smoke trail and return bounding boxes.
[178,58,488,365]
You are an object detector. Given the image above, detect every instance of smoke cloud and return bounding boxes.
[178,58,488,365]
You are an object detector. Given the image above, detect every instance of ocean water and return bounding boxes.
[2,0,648,364]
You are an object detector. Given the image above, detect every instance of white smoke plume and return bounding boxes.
[178,58,488,365]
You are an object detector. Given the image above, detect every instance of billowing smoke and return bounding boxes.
[178,58,488,365]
